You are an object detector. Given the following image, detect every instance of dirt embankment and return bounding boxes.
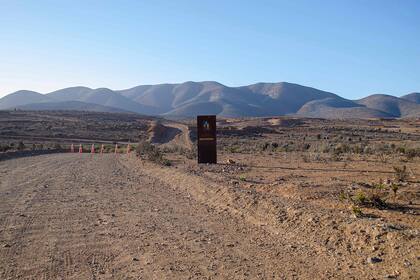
[124,156,419,280]
[148,121,193,149]
[148,121,182,144]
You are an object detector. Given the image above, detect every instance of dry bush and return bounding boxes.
[405,148,419,160]
[378,153,388,163]
[393,165,409,182]
[163,145,197,159]
[341,180,390,213]
[53,143,62,150]
[17,141,25,151]
[0,144,11,152]
[351,205,363,218]
[136,141,171,166]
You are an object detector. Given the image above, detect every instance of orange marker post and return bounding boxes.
[114,144,118,154]
[79,144,83,153]
[91,144,95,154]
[100,144,104,154]
[127,143,131,155]
[70,144,74,153]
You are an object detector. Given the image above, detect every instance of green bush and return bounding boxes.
[353,191,367,205]
[352,206,363,218]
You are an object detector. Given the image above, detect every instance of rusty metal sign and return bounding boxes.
[197,115,217,164]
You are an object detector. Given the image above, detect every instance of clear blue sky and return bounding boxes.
[1,0,419,99]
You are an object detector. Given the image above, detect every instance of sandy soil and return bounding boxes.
[0,153,418,279]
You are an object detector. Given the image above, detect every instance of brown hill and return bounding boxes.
[1,82,419,119]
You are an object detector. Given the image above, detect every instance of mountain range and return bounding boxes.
[1,82,419,119]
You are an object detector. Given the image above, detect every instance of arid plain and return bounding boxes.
[0,111,419,279]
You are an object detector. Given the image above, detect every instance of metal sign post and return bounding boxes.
[197,115,217,164]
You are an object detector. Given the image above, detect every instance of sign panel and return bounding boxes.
[197,115,217,164]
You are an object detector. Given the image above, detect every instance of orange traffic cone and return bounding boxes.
[79,144,83,153]
[91,144,95,154]
[100,144,104,154]
[114,144,118,154]
[70,144,74,153]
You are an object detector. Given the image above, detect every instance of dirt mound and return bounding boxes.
[148,121,182,144]
[268,118,304,127]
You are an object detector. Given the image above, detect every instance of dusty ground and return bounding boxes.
[0,112,419,279]
[0,152,418,279]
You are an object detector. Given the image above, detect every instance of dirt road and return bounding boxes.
[0,154,418,279]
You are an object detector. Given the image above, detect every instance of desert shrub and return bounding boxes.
[367,180,388,208]
[331,152,342,161]
[136,141,154,155]
[186,146,197,159]
[320,143,331,153]
[228,146,240,153]
[136,141,171,166]
[168,145,197,159]
[368,193,387,208]
[396,146,406,154]
[393,165,409,182]
[17,141,25,151]
[260,142,270,151]
[0,144,11,152]
[351,205,363,218]
[353,191,367,205]
[363,146,372,154]
[342,180,390,211]
[336,143,351,154]
[339,192,348,202]
[352,144,363,154]
[390,183,399,201]
[301,143,311,151]
[378,153,388,163]
[405,148,419,160]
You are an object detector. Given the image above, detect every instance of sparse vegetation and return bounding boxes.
[390,183,399,201]
[136,140,171,166]
[17,141,25,151]
[0,112,419,279]
[393,165,409,182]
[351,205,363,218]
[353,191,367,205]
